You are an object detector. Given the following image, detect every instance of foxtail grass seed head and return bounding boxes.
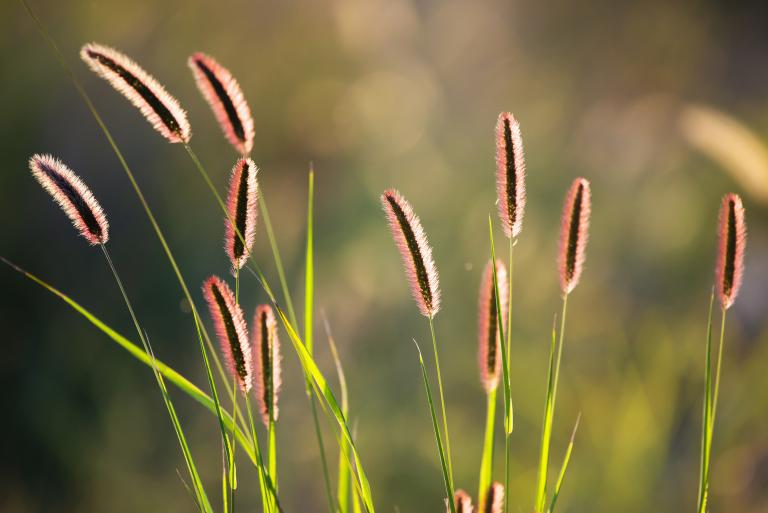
[224,158,259,270]
[381,189,441,318]
[495,112,526,239]
[252,304,281,426]
[81,43,191,143]
[452,490,474,513]
[188,53,254,156]
[558,178,591,295]
[482,482,504,513]
[715,193,746,310]
[202,276,252,392]
[29,154,109,245]
[478,259,509,392]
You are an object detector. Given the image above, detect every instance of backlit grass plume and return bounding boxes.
[697,193,748,513]
[558,178,591,295]
[381,189,440,318]
[81,43,191,143]
[453,490,474,513]
[482,483,504,513]
[253,304,281,426]
[29,154,109,245]
[715,193,746,310]
[225,158,259,270]
[495,112,526,239]
[202,276,252,392]
[189,52,254,156]
[478,259,509,392]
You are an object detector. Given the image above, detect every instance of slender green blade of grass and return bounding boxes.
[414,341,456,513]
[548,413,581,513]
[535,315,559,513]
[245,396,282,513]
[697,291,716,513]
[1,257,259,462]
[325,314,351,513]
[274,306,375,513]
[488,217,513,435]
[305,167,315,353]
[100,246,211,512]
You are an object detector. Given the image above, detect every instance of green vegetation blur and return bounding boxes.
[1,0,767,512]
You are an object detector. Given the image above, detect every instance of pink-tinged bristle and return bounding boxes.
[478,259,509,393]
[80,43,191,144]
[381,189,441,318]
[224,158,259,270]
[558,178,591,295]
[715,193,747,310]
[252,304,281,426]
[495,112,526,239]
[202,276,252,392]
[452,489,474,513]
[188,52,254,156]
[29,154,109,245]
[482,482,504,513]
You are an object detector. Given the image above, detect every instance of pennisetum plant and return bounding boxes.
[80,43,191,144]
[482,482,505,513]
[27,153,213,511]
[188,52,255,157]
[534,177,591,513]
[476,259,508,510]
[20,7,374,513]
[493,112,526,513]
[380,188,456,512]
[452,489,474,513]
[253,304,282,494]
[203,275,277,513]
[696,193,747,513]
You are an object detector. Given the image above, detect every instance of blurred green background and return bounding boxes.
[1,0,767,511]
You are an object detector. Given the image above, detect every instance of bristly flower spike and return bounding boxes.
[495,112,526,239]
[224,158,259,270]
[81,43,191,143]
[452,490,474,513]
[252,304,281,426]
[188,53,254,156]
[381,189,441,318]
[202,276,252,392]
[482,482,504,513]
[29,154,109,245]
[558,178,591,295]
[715,193,747,310]
[478,259,509,393]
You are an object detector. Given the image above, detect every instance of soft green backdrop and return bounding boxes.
[1,0,767,512]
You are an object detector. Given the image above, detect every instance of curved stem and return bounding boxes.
[100,245,212,512]
[428,316,455,491]
[535,293,568,513]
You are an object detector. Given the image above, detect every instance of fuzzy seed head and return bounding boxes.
[252,304,281,426]
[381,189,441,318]
[188,53,254,156]
[496,112,526,239]
[452,490,474,513]
[225,158,259,270]
[29,154,109,245]
[478,259,509,393]
[482,482,504,513]
[558,178,591,295]
[81,43,191,143]
[715,193,746,310]
[202,276,252,392]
